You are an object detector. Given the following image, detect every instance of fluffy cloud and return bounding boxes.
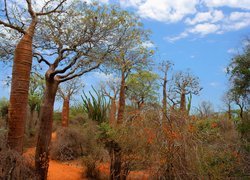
[121,0,198,22]
[166,11,250,42]
[189,23,220,35]
[204,0,250,10]
[185,10,224,25]
[119,0,250,41]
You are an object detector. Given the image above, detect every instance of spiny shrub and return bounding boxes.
[82,86,109,123]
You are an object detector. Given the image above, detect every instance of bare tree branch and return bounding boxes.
[34,52,51,66]
[58,63,101,83]
[36,0,67,16]
[0,20,25,34]
[26,0,36,18]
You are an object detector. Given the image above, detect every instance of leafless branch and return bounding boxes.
[51,53,80,76]
[34,52,51,66]
[26,0,36,18]
[59,63,101,83]
[0,20,25,34]
[36,0,66,16]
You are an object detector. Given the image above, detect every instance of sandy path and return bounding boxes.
[24,132,149,180]
[24,147,84,180]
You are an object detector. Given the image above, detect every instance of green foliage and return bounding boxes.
[200,148,242,178]
[28,73,44,112]
[126,70,159,106]
[81,87,109,123]
[228,41,250,98]
[98,122,114,140]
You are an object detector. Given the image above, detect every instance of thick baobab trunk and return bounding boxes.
[61,96,70,127]
[180,91,186,112]
[7,20,37,153]
[108,140,122,180]
[117,72,126,124]
[35,77,59,180]
[110,98,116,125]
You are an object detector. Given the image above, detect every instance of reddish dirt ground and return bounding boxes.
[23,132,150,180]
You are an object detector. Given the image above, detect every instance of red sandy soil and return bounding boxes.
[24,132,150,180]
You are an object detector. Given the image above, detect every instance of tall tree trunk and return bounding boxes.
[7,19,37,153]
[117,72,126,124]
[35,76,59,180]
[180,91,186,112]
[61,96,70,127]
[110,98,116,126]
[162,77,167,122]
[109,140,122,180]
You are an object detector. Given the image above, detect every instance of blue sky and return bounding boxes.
[114,0,250,111]
[1,0,250,111]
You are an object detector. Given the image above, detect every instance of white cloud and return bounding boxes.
[121,0,198,22]
[165,32,188,43]
[204,0,250,10]
[227,48,237,54]
[222,12,250,31]
[185,10,224,25]
[209,82,220,87]
[189,23,220,35]
[165,11,250,42]
[120,0,250,41]
[93,72,115,82]
[142,41,155,48]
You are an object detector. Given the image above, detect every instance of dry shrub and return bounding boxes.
[0,130,36,179]
[0,149,36,180]
[81,121,107,179]
[50,127,85,161]
[82,155,101,179]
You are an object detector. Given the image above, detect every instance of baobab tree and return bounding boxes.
[57,78,82,127]
[107,25,153,124]
[126,70,159,110]
[33,2,143,178]
[100,77,120,125]
[172,71,202,113]
[0,0,66,153]
[159,60,174,122]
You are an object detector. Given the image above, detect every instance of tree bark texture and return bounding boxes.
[180,91,186,112]
[109,140,122,180]
[35,76,59,180]
[110,98,116,126]
[162,77,167,122]
[61,96,70,127]
[117,72,126,124]
[7,20,37,153]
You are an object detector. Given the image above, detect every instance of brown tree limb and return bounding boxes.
[58,63,101,83]
[0,20,25,34]
[36,0,67,16]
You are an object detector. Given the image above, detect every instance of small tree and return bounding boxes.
[57,78,82,127]
[196,101,214,119]
[100,77,120,125]
[158,60,174,122]
[172,71,202,114]
[126,70,159,110]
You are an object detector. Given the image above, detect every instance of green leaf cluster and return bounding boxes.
[81,86,109,123]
